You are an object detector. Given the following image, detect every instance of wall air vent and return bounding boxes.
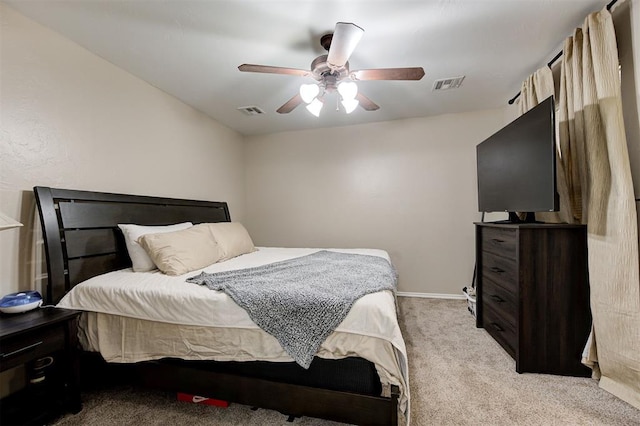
[237,106,265,116]
[432,76,465,91]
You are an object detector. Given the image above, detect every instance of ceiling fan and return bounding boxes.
[238,22,425,116]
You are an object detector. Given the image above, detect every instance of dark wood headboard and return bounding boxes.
[34,186,231,304]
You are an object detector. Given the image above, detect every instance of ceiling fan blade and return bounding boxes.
[276,93,303,114]
[356,93,380,111]
[351,67,425,81]
[238,64,311,77]
[326,22,364,68]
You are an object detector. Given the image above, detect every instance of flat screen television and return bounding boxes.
[476,95,558,223]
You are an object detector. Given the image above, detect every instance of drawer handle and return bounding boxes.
[0,341,43,359]
[490,266,505,273]
[490,322,504,332]
[491,238,505,243]
[490,294,505,303]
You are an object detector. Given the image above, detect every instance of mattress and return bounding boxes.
[57,247,409,420]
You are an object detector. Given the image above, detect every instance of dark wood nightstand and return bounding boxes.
[0,307,82,425]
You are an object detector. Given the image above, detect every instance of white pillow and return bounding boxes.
[118,222,193,272]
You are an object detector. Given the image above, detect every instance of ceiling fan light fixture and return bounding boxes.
[341,98,359,114]
[299,83,320,104]
[337,81,358,100]
[306,98,324,117]
[239,21,422,116]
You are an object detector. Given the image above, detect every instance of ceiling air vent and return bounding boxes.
[237,106,265,116]
[432,76,465,91]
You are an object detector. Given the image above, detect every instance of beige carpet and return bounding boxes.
[51,298,639,426]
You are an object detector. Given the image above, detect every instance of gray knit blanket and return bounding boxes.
[187,250,397,368]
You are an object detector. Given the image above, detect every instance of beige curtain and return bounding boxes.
[518,67,573,224]
[556,9,640,409]
[519,66,554,114]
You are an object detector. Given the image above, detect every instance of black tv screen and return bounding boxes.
[476,96,558,217]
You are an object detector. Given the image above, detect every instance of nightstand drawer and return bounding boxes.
[483,302,516,358]
[0,323,66,371]
[0,308,82,425]
[482,278,517,326]
[481,227,516,259]
[481,251,517,290]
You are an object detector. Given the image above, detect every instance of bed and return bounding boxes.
[34,186,409,425]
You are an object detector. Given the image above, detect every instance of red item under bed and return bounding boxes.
[177,392,229,407]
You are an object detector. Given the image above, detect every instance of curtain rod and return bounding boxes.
[508,0,619,105]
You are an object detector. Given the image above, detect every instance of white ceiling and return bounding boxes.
[4,0,608,136]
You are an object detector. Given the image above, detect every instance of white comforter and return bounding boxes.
[57,247,409,422]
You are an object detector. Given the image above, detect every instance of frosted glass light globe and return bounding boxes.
[299,84,320,104]
[337,81,358,100]
[342,99,359,114]
[306,98,323,117]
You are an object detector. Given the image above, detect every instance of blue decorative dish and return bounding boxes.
[0,291,43,314]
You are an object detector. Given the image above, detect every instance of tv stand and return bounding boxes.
[474,222,591,376]
[506,212,537,223]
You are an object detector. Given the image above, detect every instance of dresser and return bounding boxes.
[475,222,591,376]
[0,307,82,424]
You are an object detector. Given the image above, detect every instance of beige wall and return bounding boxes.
[634,0,640,237]
[615,0,640,198]
[244,109,508,295]
[624,0,640,237]
[0,4,245,297]
[611,0,640,241]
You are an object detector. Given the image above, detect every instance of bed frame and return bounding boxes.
[34,186,399,425]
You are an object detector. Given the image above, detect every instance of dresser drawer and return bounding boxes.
[481,227,516,260]
[481,251,517,291]
[483,302,517,358]
[0,323,66,371]
[482,278,517,326]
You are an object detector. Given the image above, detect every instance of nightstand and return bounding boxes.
[0,307,82,425]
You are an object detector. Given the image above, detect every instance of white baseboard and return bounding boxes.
[397,292,466,300]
